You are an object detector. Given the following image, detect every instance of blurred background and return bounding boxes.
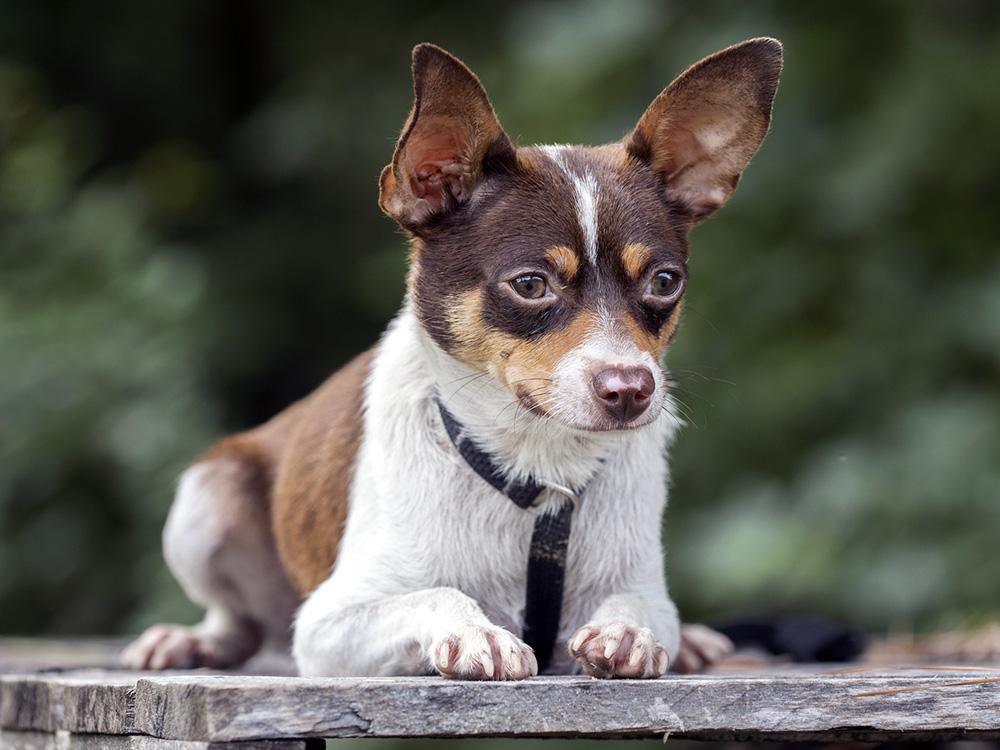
[2,0,999,653]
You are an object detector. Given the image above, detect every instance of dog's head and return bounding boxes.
[380,40,781,432]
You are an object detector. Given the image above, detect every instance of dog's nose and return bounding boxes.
[589,366,654,422]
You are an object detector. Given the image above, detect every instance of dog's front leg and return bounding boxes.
[567,593,681,678]
[294,584,537,680]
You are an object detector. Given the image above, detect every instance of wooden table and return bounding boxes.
[2,638,999,748]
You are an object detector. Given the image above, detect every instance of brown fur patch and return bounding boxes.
[544,244,580,281]
[504,310,596,402]
[269,350,373,596]
[622,302,684,359]
[448,288,598,410]
[187,351,373,602]
[621,242,651,280]
[195,390,308,534]
[446,288,518,373]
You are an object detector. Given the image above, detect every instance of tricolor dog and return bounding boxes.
[123,38,782,679]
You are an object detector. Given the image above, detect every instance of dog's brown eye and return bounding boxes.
[647,271,682,299]
[510,274,548,300]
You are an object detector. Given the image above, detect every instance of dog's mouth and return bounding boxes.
[513,383,661,433]
[513,384,552,418]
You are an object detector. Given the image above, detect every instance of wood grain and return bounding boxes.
[130,671,1000,742]
[3,639,1000,744]
[0,730,317,750]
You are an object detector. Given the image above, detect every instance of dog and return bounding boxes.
[122,38,782,680]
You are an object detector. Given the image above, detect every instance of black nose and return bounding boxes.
[589,366,654,422]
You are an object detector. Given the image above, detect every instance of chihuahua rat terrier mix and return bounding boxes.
[123,38,782,679]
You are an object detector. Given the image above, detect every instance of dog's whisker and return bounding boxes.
[669,368,737,388]
[664,396,701,429]
[444,370,494,401]
[667,376,724,414]
[441,369,487,387]
[680,304,721,335]
[496,384,550,430]
[491,383,553,438]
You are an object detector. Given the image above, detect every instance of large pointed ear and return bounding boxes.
[379,44,515,230]
[626,38,782,223]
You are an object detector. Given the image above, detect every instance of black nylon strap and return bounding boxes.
[437,400,579,672]
[522,500,574,671]
[437,400,546,508]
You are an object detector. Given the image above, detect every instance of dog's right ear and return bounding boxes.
[379,44,515,231]
[626,38,782,224]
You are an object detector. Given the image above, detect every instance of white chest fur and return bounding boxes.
[294,308,682,675]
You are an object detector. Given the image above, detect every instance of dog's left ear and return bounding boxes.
[627,38,782,223]
[380,44,515,230]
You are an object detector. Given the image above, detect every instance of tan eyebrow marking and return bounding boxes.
[621,242,652,280]
[544,244,581,280]
[622,301,684,357]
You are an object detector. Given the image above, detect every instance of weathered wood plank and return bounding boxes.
[0,640,128,675]
[133,671,1000,742]
[0,641,295,679]
[0,730,318,750]
[0,677,51,733]
[5,642,1000,745]
[1,673,138,735]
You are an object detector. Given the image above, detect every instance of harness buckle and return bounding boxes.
[535,478,581,511]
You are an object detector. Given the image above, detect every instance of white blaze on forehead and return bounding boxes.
[573,172,599,266]
[539,144,600,266]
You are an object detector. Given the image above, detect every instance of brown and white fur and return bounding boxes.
[122,39,782,680]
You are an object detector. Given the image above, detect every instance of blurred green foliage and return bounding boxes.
[2,0,999,641]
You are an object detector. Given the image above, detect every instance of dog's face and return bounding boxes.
[380,41,781,432]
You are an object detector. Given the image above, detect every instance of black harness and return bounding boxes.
[437,400,589,672]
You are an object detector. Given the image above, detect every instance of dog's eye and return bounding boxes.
[646,270,683,300]
[510,274,549,300]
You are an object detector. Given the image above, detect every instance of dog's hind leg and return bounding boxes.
[122,446,299,670]
[671,624,735,673]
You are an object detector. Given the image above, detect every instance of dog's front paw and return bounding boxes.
[432,624,537,680]
[568,621,668,678]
